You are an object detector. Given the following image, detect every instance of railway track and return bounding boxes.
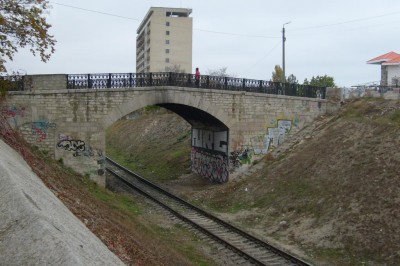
[105,157,311,266]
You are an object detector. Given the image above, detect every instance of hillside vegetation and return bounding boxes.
[0,104,214,265]
[1,97,399,265]
[106,107,192,182]
[107,98,400,265]
[187,97,400,265]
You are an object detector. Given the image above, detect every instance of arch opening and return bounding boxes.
[157,103,230,183]
[107,103,230,184]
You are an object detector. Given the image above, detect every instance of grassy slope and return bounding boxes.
[7,99,395,265]
[0,108,213,265]
[105,99,400,265]
[198,98,400,265]
[106,107,192,182]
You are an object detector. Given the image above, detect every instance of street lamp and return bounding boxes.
[282,21,291,82]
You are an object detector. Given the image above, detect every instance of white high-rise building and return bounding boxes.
[136,7,193,73]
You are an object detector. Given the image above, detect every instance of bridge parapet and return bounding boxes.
[30,74,68,92]
[66,72,326,99]
[6,72,326,99]
[2,74,68,92]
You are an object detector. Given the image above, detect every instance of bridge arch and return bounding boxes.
[102,88,232,184]
[102,87,232,129]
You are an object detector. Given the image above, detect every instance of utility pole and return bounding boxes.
[282,21,291,82]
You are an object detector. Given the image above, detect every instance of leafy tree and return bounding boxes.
[303,75,335,87]
[287,74,298,84]
[0,0,56,72]
[271,65,284,82]
[308,75,336,87]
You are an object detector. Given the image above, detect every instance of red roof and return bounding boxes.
[367,51,400,65]
[383,56,400,65]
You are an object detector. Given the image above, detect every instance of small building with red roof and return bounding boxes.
[367,51,400,86]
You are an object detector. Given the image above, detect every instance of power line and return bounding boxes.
[194,28,279,39]
[50,1,400,38]
[289,10,400,31]
[50,2,280,39]
[287,18,400,39]
[51,2,142,22]
[245,40,281,71]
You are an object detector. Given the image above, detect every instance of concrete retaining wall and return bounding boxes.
[0,139,124,266]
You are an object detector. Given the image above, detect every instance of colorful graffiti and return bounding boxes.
[251,119,293,154]
[1,105,26,126]
[31,119,56,142]
[229,148,252,168]
[191,147,229,183]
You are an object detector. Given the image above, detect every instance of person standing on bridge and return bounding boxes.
[195,67,200,87]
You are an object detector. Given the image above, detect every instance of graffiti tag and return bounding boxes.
[57,139,86,157]
[251,119,293,154]
[56,138,97,157]
[31,119,56,142]
[192,129,228,154]
[191,147,229,183]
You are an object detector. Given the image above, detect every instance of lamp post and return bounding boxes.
[282,21,291,82]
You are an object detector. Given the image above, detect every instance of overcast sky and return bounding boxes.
[5,0,400,87]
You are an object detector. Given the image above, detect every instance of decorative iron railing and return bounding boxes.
[66,72,326,99]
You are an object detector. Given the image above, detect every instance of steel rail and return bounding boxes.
[106,156,312,266]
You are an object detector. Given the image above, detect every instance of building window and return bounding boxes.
[166,31,170,35]
[165,40,170,44]
[166,49,170,54]
[166,21,170,26]
[165,58,169,63]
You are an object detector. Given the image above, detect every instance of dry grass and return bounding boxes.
[3,97,400,265]
[187,98,400,265]
[0,109,210,265]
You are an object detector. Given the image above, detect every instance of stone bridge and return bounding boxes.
[1,73,339,185]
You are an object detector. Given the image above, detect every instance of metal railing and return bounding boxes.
[67,72,326,99]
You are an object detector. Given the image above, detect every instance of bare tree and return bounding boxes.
[165,64,184,73]
[207,67,236,77]
[287,74,298,84]
[392,76,400,87]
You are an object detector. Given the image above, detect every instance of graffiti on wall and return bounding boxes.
[1,105,26,126]
[191,128,229,181]
[57,133,100,157]
[251,119,294,154]
[191,147,229,183]
[57,139,85,156]
[229,148,252,168]
[56,133,104,177]
[31,119,56,142]
[56,134,95,157]
[192,129,228,154]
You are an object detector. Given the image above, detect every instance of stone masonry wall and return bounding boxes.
[3,76,331,185]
